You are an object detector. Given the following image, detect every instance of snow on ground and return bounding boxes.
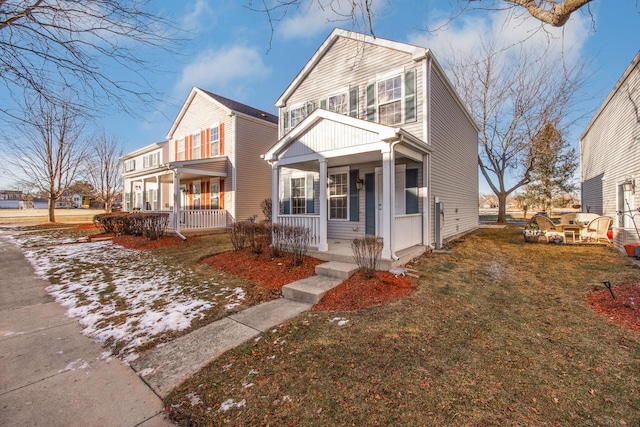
[7,231,246,362]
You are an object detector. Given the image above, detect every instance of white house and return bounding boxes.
[263,29,479,267]
[580,51,640,250]
[121,88,278,233]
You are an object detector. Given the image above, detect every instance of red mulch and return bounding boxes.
[313,270,417,311]
[112,235,191,250]
[72,223,100,230]
[203,249,324,289]
[586,284,640,332]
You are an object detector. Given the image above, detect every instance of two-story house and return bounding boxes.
[580,51,640,251]
[121,88,278,233]
[263,29,479,267]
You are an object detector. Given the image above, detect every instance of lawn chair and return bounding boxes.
[582,216,613,243]
[533,215,563,243]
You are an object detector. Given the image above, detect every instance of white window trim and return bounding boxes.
[290,174,307,215]
[210,123,221,157]
[192,131,201,160]
[177,139,185,161]
[328,166,350,221]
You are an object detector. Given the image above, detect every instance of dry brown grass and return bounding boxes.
[166,226,640,426]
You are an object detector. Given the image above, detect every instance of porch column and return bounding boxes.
[381,147,395,260]
[173,169,180,232]
[271,164,279,225]
[142,179,147,211]
[318,159,328,251]
[156,175,162,211]
[128,180,134,212]
[422,153,430,248]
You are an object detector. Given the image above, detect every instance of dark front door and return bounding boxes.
[365,173,375,235]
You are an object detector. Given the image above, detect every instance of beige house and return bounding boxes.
[263,29,479,266]
[580,51,640,250]
[122,88,278,233]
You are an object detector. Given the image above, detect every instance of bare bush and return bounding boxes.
[351,235,383,278]
[93,212,168,240]
[261,197,272,222]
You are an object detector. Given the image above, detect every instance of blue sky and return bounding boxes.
[1,1,639,193]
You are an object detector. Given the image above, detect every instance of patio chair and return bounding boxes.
[533,215,563,243]
[582,216,613,243]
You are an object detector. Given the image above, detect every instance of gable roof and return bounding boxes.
[580,51,640,141]
[167,87,278,139]
[276,28,430,108]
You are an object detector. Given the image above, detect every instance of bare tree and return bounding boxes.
[0,0,178,119]
[87,132,123,213]
[4,92,90,223]
[446,41,586,223]
[248,0,595,40]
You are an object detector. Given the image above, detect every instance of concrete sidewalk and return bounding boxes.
[0,236,173,427]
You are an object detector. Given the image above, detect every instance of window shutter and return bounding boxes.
[187,135,192,160]
[205,128,211,158]
[283,111,290,134]
[174,140,178,161]
[219,123,224,155]
[283,177,291,214]
[320,99,327,110]
[366,83,376,122]
[349,87,359,118]
[306,173,314,213]
[219,179,224,209]
[349,169,359,221]
[306,101,315,115]
[201,130,206,158]
[405,70,417,123]
[406,168,419,214]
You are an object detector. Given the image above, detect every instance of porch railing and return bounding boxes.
[277,214,321,247]
[179,209,227,229]
[394,213,422,250]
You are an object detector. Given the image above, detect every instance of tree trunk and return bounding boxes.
[497,192,508,224]
[48,198,57,223]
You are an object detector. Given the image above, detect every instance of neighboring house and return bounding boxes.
[263,29,479,266]
[0,190,22,200]
[580,51,640,250]
[121,88,278,233]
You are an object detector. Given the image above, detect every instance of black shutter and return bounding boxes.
[349,169,359,221]
[405,70,417,123]
[320,99,327,110]
[349,87,359,118]
[283,177,290,214]
[283,110,290,134]
[366,83,376,122]
[406,168,419,214]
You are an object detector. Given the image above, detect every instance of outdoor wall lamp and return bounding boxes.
[181,187,189,194]
[356,178,364,191]
[623,179,635,193]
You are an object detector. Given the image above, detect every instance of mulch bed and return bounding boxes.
[112,234,191,250]
[586,284,640,332]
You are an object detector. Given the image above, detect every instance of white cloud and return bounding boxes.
[179,0,216,34]
[278,0,388,40]
[172,45,272,97]
[406,8,591,66]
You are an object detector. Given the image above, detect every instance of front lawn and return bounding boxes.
[165,226,640,426]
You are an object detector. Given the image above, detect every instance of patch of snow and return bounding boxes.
[248,369,259,375]
[330,317,350,326]
[59,358,91,374]
[186,392,203,407]
[137,368,155,377]
[243,383,254,388]
[218,398,246,413]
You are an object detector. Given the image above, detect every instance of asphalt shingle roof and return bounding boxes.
[199,88,278,125]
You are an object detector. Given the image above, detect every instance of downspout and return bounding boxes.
[172,167,187,241]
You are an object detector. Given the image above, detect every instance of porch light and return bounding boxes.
[623,179,635,193]
[181,187,189,194]
[356,178,364,191]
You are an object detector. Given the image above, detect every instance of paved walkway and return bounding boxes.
[0,236,173,427]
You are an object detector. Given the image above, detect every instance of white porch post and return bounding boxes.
[128,180,134,212]
[156,175,162,211]
[318,159,328,251]
[173,169,180,232]
[422,153,430,248]
[271,164,279,225]
[381,146,395,260]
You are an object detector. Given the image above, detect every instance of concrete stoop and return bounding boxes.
[282,261,359,304]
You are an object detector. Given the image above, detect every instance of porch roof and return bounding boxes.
[262,109,431,164]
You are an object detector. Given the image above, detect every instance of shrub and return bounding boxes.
[351,235,383,278]
[260,197,272,222]
[228,221,250,250]
[93,212,169,240]
[271,224,311,266]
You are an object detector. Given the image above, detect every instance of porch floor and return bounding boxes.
[307,239,427,270]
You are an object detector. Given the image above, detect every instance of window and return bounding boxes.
[210,125,220,156]
[192,132,201,160]
[143,152,159,168]
[124,159,135,172]
[177,139,185,161]
[290,106,306,129]
[210,178,220,209]
[291,177,306,214]
[328,93,348,115]
[377,75,402,125]
[284,102,315,134]
[329,171,348,220]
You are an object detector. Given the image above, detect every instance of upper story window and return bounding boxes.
[177,139,185,161]
[366,69,417,125]
[210,125,220,156]
[124,159,135,172]
[283,102,315,134]
[328,93,348,115]
[192,132,201,160]
[290,105,307,129]
[143,152,160,168]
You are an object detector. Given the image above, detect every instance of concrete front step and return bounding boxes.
[282,275,343,304]
[315,261,359,280]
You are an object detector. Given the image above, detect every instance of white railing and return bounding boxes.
[394,213,422,250]
[179,209,227,229]
[277,214,321,247]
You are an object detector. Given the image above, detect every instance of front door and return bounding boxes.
[365,173,375,235]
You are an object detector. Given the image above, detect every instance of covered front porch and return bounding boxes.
[124,159,229,232]
[263,109,432,265]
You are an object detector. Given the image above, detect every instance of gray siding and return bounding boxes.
[282,37,424,139]
[429,68,479,243]
[235,115,278,222]
[581,55,640,246]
